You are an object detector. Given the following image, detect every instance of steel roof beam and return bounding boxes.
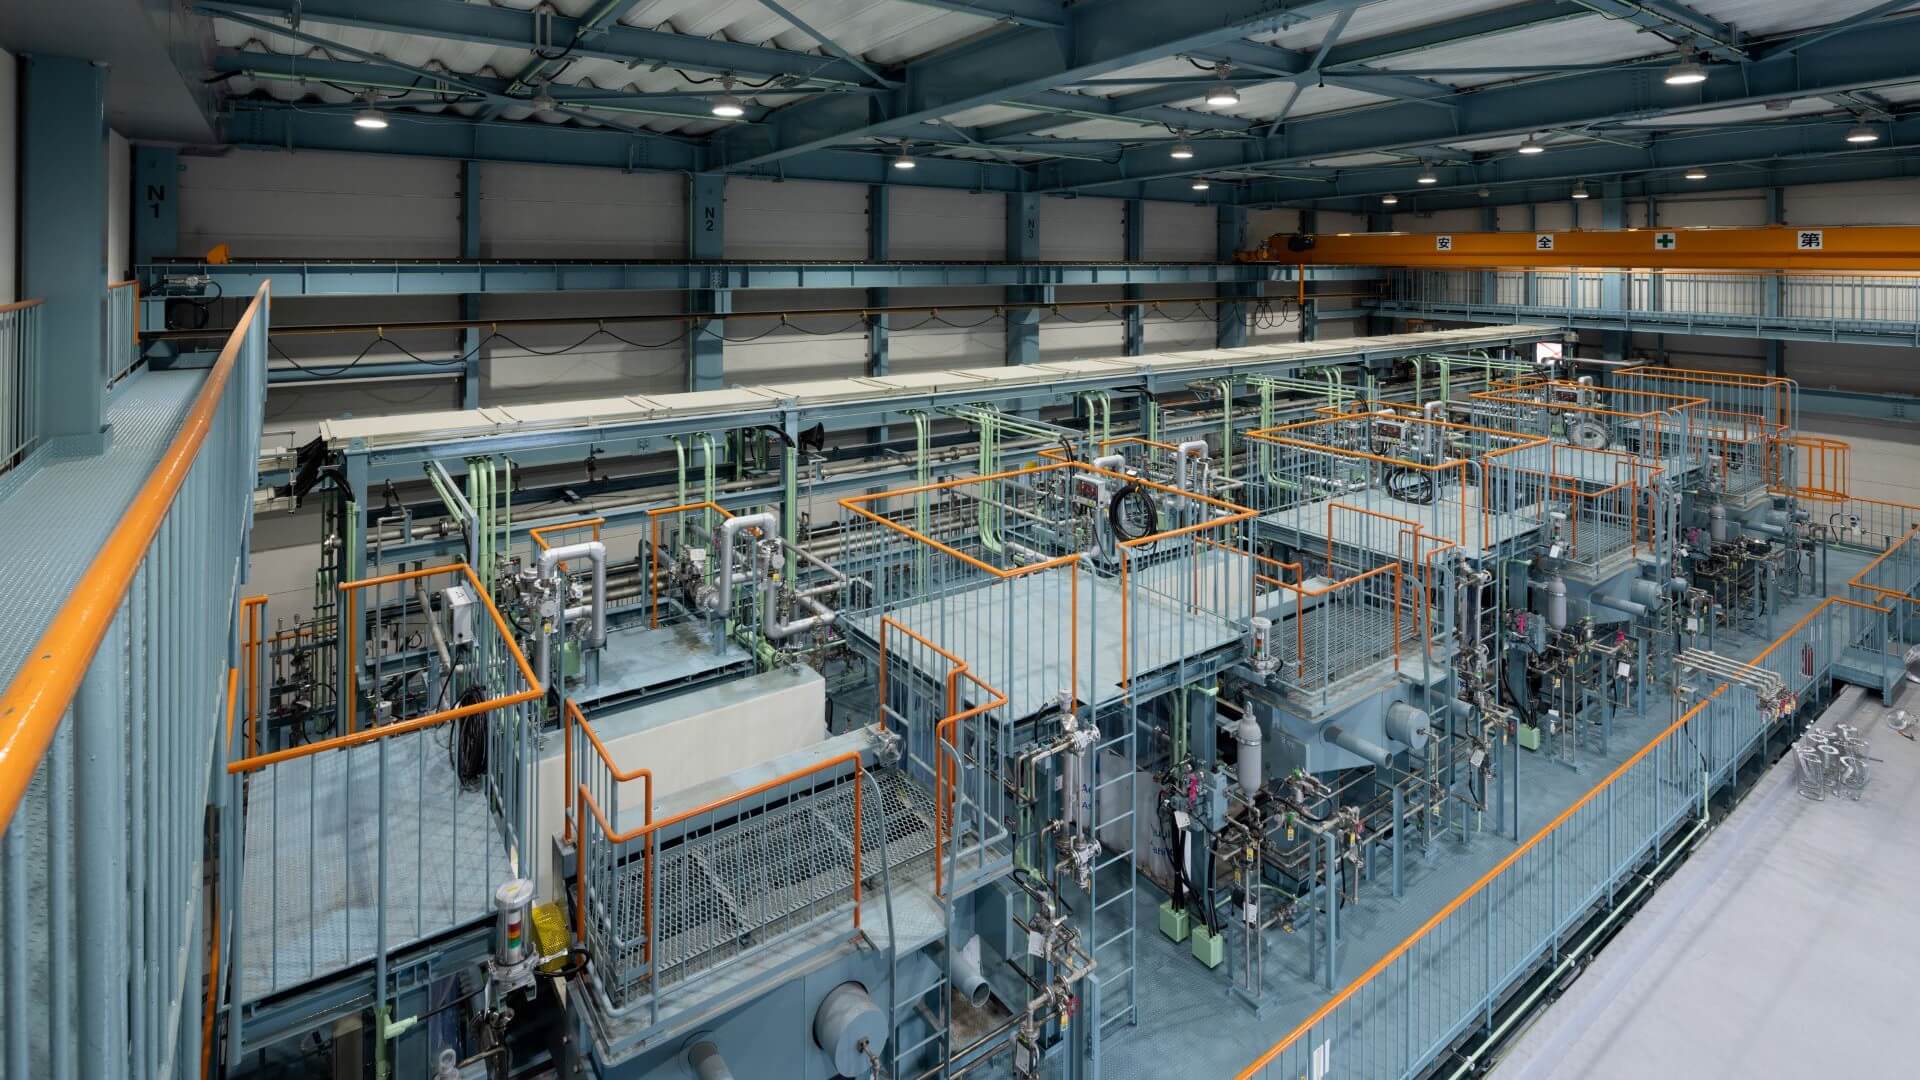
[212,51,781,125]
[1234,117,1920,207]
[707,0,1377,169]
[1032,16,1920,194]
[1570,0,1748,61]
[195,0,882,86]
[890,0,1068,30]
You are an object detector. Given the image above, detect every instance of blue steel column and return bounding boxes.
[867,185,891,443]
[1365,210,1393,336]
[1299,209,1317,341]
[1216,204,1250,348]
[459,160,482,409]
[132,147,179,266]
[1765,187,1786,376]
[1600,181,1627,361]
[688,174,728,389]
[1123,199,1145,356]
[133,147,180,368]
[21,56,109,441]
[1004,192,1046,365]
[1480,205,1499,306]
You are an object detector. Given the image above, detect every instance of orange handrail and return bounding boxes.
[0,282,269,831]
[0,298,44,315]
[239,596,268,759]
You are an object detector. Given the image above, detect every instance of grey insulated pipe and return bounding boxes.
[685,1040,734,1080]
[1324,723,1392,768]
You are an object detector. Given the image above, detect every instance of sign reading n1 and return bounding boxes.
[1654,231,1677,251]
[1535,233,1555,251]
[1797,230,1824,250]
[1435,235,1454,251]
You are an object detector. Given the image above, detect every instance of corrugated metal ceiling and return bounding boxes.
[208,0,1920,176]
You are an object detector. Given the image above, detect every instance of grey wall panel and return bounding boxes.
[179,148,460,258]
[889,187,1005,261]
[725,177,868,261]
[1142,201,1214,261]
[1039,196,1125,262]
[480,162,683,259]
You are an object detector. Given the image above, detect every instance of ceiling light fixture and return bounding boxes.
[1381,193,1399,205]
[1417,168,1438,185]
[353,106,389,130]
[1191,179,1211,191]
[892,144,916,170]
[1846,122,1881,144]
[711,77,746,118]
[1684,166,1707,180]
[1570,181,1590,199]
[1517,135,1545,155]
[1170,139,1195,160]
[1205,65,1240,108]
[1663,58,1707,86]
[1477,187,1491,198]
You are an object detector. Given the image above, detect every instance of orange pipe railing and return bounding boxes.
[574,750,867,954]
[228,562,541,774]
[239,596,268,759]
[0,282,269,831]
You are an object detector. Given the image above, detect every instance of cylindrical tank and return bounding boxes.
[1708,503,1728,543]
[1545,575,1568,630]
[815,983,889,1078]
[1384,701,1431,753]
[1324,723,1392,768]
[1235,710,1264,797]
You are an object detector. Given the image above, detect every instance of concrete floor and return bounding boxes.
[1495,682,1920,1080]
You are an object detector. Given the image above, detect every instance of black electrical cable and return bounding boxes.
[450,685,489,789]
[1107,481,1160,542]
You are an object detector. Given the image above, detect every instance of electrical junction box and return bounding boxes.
[442,584,478,646]
[1159,901,1191,943]
[1191,925,1224,968]
[1518,723,1541,751]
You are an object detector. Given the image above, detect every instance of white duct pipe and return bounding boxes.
[538,541,608,648]
[713,512,778,616]
[1175,439,1209,492]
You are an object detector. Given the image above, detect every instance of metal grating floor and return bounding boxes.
[0,371,201,682]
[600,768,939,1004]
[235,729,504,1001]
[1271,600,1423,691]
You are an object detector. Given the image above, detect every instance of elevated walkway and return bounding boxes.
[0,371,204,682]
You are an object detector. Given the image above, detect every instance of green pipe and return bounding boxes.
[978,407,1003,554]
[1411,355,1425,402]
[783,442,799,580]
[670,435,688,547]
